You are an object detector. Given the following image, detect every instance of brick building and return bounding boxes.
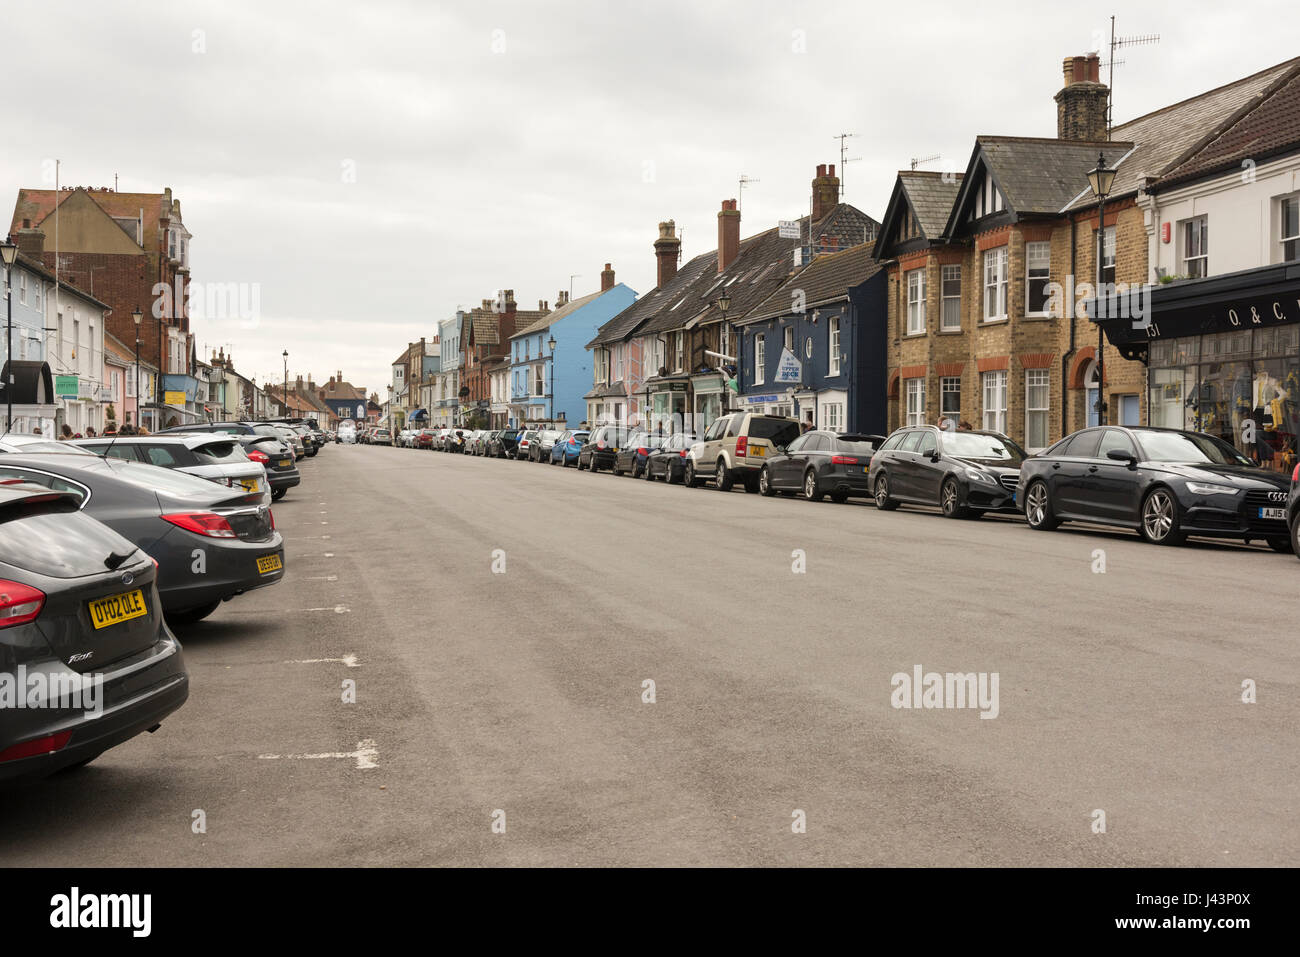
[9,186,193,380]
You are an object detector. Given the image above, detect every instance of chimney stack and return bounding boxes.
[654,220,681,288]
[600,262,615,291]
[1055,53,1108,141]
[15,224,44,260]
[811,164,840,221]
[717,199,740,273]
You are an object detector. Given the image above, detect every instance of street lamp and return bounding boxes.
[1086,152,1116,426]
[132,307,142,429]
[1,240,17,431]
[715,293,732,418]
[547,334,556,423]
[282,349,289,419]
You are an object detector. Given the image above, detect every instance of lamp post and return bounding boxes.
[1086,152,1116,427]
[547,333,556,424]
[1,241,17,431]
[715,292,732,419]
[282,349,289,419]
[132,307,142,429]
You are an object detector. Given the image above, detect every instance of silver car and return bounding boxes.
[73,434,272,506]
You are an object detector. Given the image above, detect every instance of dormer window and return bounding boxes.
[973,174,1004,219]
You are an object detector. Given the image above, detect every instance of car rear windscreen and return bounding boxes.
[748,419,801,445]
[836,439,878,454]
[0,505,139,578]
[193,441,248,464]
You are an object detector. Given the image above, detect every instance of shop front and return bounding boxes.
[1092,263,1300,476]
[690,372,725,435]
[642,376,689,434]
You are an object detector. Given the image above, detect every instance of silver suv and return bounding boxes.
[684,412,801,492]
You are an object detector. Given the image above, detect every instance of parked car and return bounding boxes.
[337,422,357,444]
[758,431,886,502]
[487,428,521,458]
[415,429,437,450]
[0,454,285,624]
[0,482,189,781]
[1019,426,1293,549]
[444,429,468,453]
[372,428,393,446]
[550,430,588,466]
[73,434,271,506]
[397,429,415,448]
[529,429,563,463]
[288,424,317,457]
[0,434,97,455]
[643,432,697,483]
[155,422,300,500]
[868,426,1024,518]
[613,430,667,477]
[515,429,540,461]
[683,412,801,491]
[576,426,628,472]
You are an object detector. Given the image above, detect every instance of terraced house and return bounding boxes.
[586,164,879,434]
[875,53,1290,451]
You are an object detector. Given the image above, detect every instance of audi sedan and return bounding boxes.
[0,482,189,781]
[1019,426,1293,549]
[0,455,285,624]
[868,427,1026,518]
[759,431,886,502]
[643,432,697,483]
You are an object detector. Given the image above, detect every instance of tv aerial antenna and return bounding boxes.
[910,154,941,170]
[834,133,861,196]
[738,174,760,214]
[1103,16,1160,135]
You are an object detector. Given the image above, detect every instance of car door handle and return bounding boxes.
[1088,465,1099,473]
[1052,463,1061,470]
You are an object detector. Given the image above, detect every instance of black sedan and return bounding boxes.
[644,432,697,483]
[758,431,885,502]
[1019,426,1294,549]
[0,483,189,781]
[613,430,666,477]
[487,429,520,458]
[576,426,628,472]
[869,427,1025,518]
[0,455,285,624]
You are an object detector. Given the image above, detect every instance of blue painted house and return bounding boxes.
[736,241,888,434]
[508,266,636,428]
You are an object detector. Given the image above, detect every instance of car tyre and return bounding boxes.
[1266,536,1293,554]
[802,469,823,502]
[758,466,775,496]
[644,461,655,481]
[830,490,849,504]
[940,477,969,519]
[873,473,898,510]
[715,458,734,491]
[1023,479,1059,531]
[684,460,701,488]
[271,487,286,501]
[1139,487,1186,546]
[743,475,760,494]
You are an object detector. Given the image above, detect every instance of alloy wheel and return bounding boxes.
[1142,489,1176,543]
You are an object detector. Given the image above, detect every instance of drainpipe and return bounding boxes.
[1061,215,1077,440]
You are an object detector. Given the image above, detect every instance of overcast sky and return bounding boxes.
[4,0,1296,397]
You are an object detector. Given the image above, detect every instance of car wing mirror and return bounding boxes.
[1106,448,1137,466]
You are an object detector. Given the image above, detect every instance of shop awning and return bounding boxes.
[0,361,54,404]
[410,408,428,421]
[1086,262,1300,363]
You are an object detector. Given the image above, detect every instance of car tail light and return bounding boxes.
[597,440,606,449]
[161,511,238,539]
[0,580,45,629]
[269,509,275,531]
[831,455,859,465]
[248,450,269,464]
[0,730,73,763]
[735,435,748,458]
[679,450,688,458]
[1293,463,1299,484]
[637,447,649,456]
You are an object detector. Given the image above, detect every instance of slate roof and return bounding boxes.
[587,250,717,347]
[964,136,1132,223]
[901,171,963,238]
[1154,63,1300,188]
[742,241,883,323]
[1062,57,1300,209]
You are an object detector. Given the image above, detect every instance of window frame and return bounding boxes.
[981,369,1008,434]
[828,316,840,377]
[1024,368,1050,450]
[983,247,1008,322]
[1279,194,1298,263]
[904,377,926,427]
[940,264,961,331]
[754,334,765,385]
[1025,241,1051,317]
[906,268,926,335]
[940,375,961,423]
[1181,216,1208,278]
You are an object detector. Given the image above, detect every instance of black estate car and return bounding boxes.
[577,427,628,472]
[1019,426,1293,549]
[868,427,1026,518]
[758,431,886,502]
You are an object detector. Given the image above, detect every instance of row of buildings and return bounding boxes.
[1,184,380,434]
[564,52,1299,478]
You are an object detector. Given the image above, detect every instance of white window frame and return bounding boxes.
[674,332,684,373]
[983,247,1008,321]
[904,378,925,427]
[828,317,840,376]
[1181,216,1207,278]
[755,334,766,385]
[18,272,27,305]
[824,402,843,431]
[940,375,961,424]
[783,326,793,354]
[906,268,926,335]
[940,264,961,331]
[981,370,1007,434]
[1279,194,1299,263]
[1025,369,1050,449]
[1025,241,1051,317]
[1101,225,1117,284]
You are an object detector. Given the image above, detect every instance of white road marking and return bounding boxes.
[303,575,339,581]
[303,604,350,613]
[285,654,359,667]
[258,738,377,769]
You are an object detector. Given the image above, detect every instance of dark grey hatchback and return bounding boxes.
[0,454,285,624]
[0,483,188,782]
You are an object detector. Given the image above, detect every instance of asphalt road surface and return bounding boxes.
[3,443,1296,866]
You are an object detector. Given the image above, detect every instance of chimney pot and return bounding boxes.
[717,199,741,273]
[1055,53,1109,141]
[601,262,616,291]
[811,162,841,221]
[654,219,682,287]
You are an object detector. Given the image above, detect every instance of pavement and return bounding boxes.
[2,442,1296,866]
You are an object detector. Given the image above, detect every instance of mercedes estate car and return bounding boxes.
[868,426,1026,518]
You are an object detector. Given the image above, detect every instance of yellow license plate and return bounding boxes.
[89,589,148,630]
[257,554,283,575]
[749,446,765,456]
[238,478,261,493]
[278,459,291,467]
